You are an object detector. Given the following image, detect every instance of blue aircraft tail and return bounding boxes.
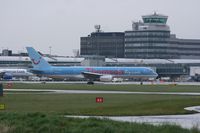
[26,47,51,69]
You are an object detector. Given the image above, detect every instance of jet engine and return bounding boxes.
[2,73,12,80]
[99,75,113,82]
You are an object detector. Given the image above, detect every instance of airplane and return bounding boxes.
[26,47,158,84]
[0,69,33,80]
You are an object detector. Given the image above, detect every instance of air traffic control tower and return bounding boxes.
[125,13,173,59]
[140,12,169,31]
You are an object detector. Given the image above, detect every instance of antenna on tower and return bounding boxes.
[153,10,157,15]
[94,25,101,32]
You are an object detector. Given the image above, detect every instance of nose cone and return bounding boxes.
[153,72,158,78]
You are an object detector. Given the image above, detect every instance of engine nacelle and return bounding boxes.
[112,78,123,82]
[3,73,13,80]
[100,75,113,82]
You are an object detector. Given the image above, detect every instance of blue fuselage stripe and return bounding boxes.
[32,66,157,77]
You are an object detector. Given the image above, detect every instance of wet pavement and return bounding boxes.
[66,106,200,129]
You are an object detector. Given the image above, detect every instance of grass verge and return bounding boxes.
[0,93,200,115]
[0,112,199,133]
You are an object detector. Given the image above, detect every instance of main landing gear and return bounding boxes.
[87,81,94,85]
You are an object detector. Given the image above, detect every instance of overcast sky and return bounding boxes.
[0,0,200,55]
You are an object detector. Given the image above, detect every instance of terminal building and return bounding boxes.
[125,13,171,58]
[80,25,124,58]
[125,13,200,59]
[81,13,200,59]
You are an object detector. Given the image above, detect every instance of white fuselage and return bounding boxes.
[0,69,33,77]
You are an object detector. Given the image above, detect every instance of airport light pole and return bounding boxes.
[49,46,52,55]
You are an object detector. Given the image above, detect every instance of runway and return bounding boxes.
[3,81,200,85]
[4,89,200,96]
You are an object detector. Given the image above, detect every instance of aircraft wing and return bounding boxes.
[29,69,44,76]
[30,69,43,73]
[81,72,103,80]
